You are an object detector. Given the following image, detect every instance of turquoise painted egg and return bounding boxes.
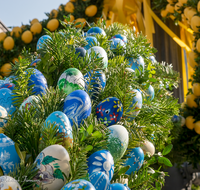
[110,183,129,190]
[109,38,126,55]
[146,85,154,101]
[84,36,98,50]
[63,90,91,126]
[96,97,123,127]
[0,134,20,174]
[61,179,95,190]
[19,95,39,111]
[124,147,144,175]
[111,34,127,43]
[0,83,15,91]
[87,27,106,36]
[107,125,129,162]
[57,68,85,95]
[0,106,8,131]
[0,176,22,190]
[88,46,108,69]
[45,111,73,147]
[36,35,52,51]
[128,56,145,73]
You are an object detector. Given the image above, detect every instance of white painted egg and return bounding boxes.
[140,140,155,156]
[19,95,39,111]
[0,176,22,190]
[0,106,8,132]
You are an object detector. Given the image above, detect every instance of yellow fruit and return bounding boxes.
[65,2,74,13]
[166,4,175,13]
[184,7,193,18]
[3,36,14,50]
[179,0,187,4]
[187,9,197,21]
[167,0,174,3]
[47,19,59,32]
[161,9,168,17]
[74,18,87,28]
[191,16,200,33]
[70,0,76,2]
[11,27,22,38]
[186,116,195,130]
[31,18,39,25]
[175,2,183,13]
[0,32,6,42]
[188,51,198,68]
[194,121,200,134]
[196,39,200,52]
[12,58,19,64]
[21,30,33,44]
[85,5,98,17]
[64,15,75,23]
[192,83,200,96]
[198,1,200,13]
[50,9,58,18]
[30,22,42,35]
[186,94,198,108]
[0,63,12,77]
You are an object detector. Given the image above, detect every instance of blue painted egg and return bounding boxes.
[88,46,108,69]
[27,68,48,96]
[45,111,73,147]
[128,56,145,72]
[111,34,127,43]
[171,115,179,123]
[0,106,8,131]
[0,83,15,91]
[107,125,129,162]
[0,88,16,115]
[61,179,95,190]
[75,47,86,58]
[84,36,98,50]
[19,95,39,111]
[124,147,144,175]
[149,56,156,63]
[146,85,154,101]
[0,134,20,174]
[109,38,126,55]
[63,90,91,126]
[88,150,114,181]
[36,35,52,51]
[110,183,129,190]
[87,27,106,36]
[30,59,41,67]
[89,171,110,190]
[96,97,123,127]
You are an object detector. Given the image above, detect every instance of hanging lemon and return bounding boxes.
[179,0,187,4]
[74,18,86,28]
[50,9,58,18]
[21,30,33,44]
[187,9,197,21]
[12,58,19,64]
[174,2,182,13]
[188,51,198,68]
[191,16,200,33]
[11,27,22,38]
[65,2,74,13]
[194,121,200,134]
[192,83,200,96]
[0,63,12,77]
[184,7,193,18]
[166,4,175,13]
[31,18,39,25]
[161,9,168,17]
[30,22,42,35]
[64,15,75,23]
[3,36,14,50]
[47,19,59,32]
[85,5,98,17]
[186,94,198,108]
[198,1,200,13]
[196,39,200,52]
[185,116,195,130]
[70,0,76,2]
[0,32,6,42]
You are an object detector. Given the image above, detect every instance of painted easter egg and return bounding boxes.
[84,36,98,50]
[87,27,106,36]
[149,55,156,63]
[75,47,86,58]
[107,125,129,162]
[0,83,15,91]
[0,106,8,132]
[128,56,145,72]
[124,147,144,175]
[171,115,179,123]
[4,75,17,85]
[0,176,22,190]
[19,95,39,111]
[88,46,108,69]
[145,85,154,101]
[61,179,95,190]
[33,144,70,190]
[110,183,129,190]
[57,68,85,95]
[0,88,16,115]
[109,38,126,55]
[96,97,123,127]
[30,59,41,67]
[63,90,91,126]
[0,134,20,174]
[45,111,73,147]
[111,34,127,43]
[27,68,48,96]
[36,35,52,51]
[88,150,114,181]
[140,140,155,156]
[89,171,110,190]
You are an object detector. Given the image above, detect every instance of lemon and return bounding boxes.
[192,83,200,96]
[85,5,98,17]
[166,4,175,13]
[12,58,19,64]
[65,2,74,13]
[198,1,200,13]
[188,51,198,68]
[21,30,33,44]
[30,22,42,35]
[187,9,197,21]
[3,36,14,50]
[186,116,195,130]
[196,39,200,52]
[191,16,200,33]
[0,63,12,77]
[47,19,59,32]
[179,0,187,4]
[74,18,87,28]
[31,18,39,25]
[184,7,193,18]
[175,2,182,13]
[50,9,58,18]
[64,15,75,23]
[194,121,200,134]
[11,27,22,38]
[186,94,198,108]
[0,32,6,42]
[161,9,168,17]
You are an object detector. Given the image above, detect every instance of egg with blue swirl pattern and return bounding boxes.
[87,27,106,36]
[109,38,126,55]
[110,183,130,190]
[128,56,145,73]
[36,35,52,51]
[111,34,127,43]
[84,36,98,50]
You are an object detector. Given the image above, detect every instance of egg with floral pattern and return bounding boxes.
[0,106,8,132]
[124,147,144,175]
[87,27,106,36]
[45,111,73,148]
[84,36,98,50]
[36,35,52,51]
[57,68,85,95]
[96,97,123,127]
[19,95,39,111]
[0,176,22,190]
[88,150,114,181]
[110,183,129,190]
[111,34,127,43]
[33,144,70,190]
[128,56,145,73]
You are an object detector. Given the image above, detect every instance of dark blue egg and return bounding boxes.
[87,27,106,36]
[27,68,48,96]
[124,147,144,175]
[63,90,91,126]
[146,85,154,101]
[109,38,126,55]
[128,56,145,73]
[111,34,127,43]
[0,83,15,91]
[110,183,129,190]
[36,35,52,51]
[75,47,86,58]
[96,97,123,127]
[88,150,114,181]
[171,115,180,123]
[30,59,41,67]
[84,36,98,50]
